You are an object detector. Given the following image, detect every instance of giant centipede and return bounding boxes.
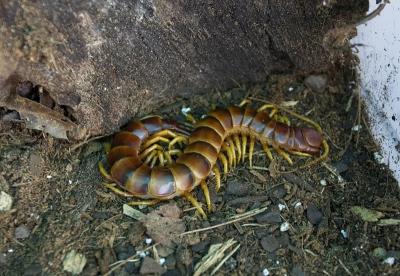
[99,105,328,218]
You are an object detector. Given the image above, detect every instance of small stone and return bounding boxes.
[260,235,280,252]
[383,257,395,266]
[226,181,248,196]
[63,250,87,275]
[15,225,30,239]
[372,247,387,259]
[280,222,290,232]
[319,179,327,186]
[304,74,328,93]
[306,203,323,225]
[271,186,287,199]
[291,266,306,276]
[157,245,175,257]
[0,191,13,211]
[165,255,176,269]
[256,211,282,224]
[191,240,210,253]
[140,257,167,275]
[262,268,270,276]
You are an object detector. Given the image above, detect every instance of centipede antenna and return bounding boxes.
[238,99,251,107]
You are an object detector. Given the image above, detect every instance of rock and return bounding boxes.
[291,265,306,276]
[165,255,177,270]
[304,74,328,93]
[260,235,280,253]
[271,186,287,199]
[372,247,387,259]
[0,191,13,211]
[191,240,210,253]
[139,257,167,275]
[306,203,323,225]
[226,181,248,196]
[157,245,175,257]
[14,225,30,239]
[63,250,87,275]
[256,211,282,224]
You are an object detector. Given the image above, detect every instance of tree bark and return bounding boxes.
[0,0,367,138]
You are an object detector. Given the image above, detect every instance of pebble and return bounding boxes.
[280,222,290,232]
[0,191,13,211]
[14,225,30,239]
[271,186,287,199]
[304,74,328,93]
[291,266,306,276]
[191,240,210,253]
[226,181,248,195]
[306,203,323,225]
[256,211,282,224]
[63,250,87,275]
[157,245,175,257]
[165,255,176,269]
[139,257,167,275]
[262,268,270,276]
[383,257,395,266]
[319,179,327,186]
[260,235,280,252]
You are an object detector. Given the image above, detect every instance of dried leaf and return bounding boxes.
[378,219,400,226]
[350,206,384,222]
[280,100,299,107]
[123,204,147,221]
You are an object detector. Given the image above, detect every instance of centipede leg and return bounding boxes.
[98,162,113,182]
[141,136,170,150]
[103,183,133,197]
[233,134,242,163]
[168,136,188,150]
[218,153,229,174]
[275,148,293,165]
[227,137,237,167]
[249,136,255,168]
[261,143,273,161]
[140,144,163,159]
[157,151,165,166]
[184,193,207,219]
[164,151,173,164]
[144,150,158,164]
[238,99,251,107]
[242,134,247,163]
[212,165,221,192]
[150,153,159,168]
[222,143,233,169]
[200,180,212,211]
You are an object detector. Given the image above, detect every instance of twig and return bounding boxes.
[180,206,269,236]
[211,244,241,275]
[337,258,353,276]
[70,134,108,151]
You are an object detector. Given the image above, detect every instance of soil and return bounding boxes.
[1,72,399,275]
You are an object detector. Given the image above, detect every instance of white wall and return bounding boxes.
[352,0,400,185]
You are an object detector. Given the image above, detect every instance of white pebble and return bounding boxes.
[383,257,395,266]
[262,268,270,276]
[278,204,286,211]
[340,229,348,239]
[46,175,52,179]
[280,221,290,232]
[288,86,294,92]
[137,250,147,258]
[68,180,72,185]
[294,202,302,209]
[181,107,191,114]
[145,238,152,245]
[0,191,13,211]
[320,179,327,186]
[374,152,385,164]
[7,249,13,253]
[159,257,166,265]
[351,125,362,131]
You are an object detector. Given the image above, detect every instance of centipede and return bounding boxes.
[99,102,329,219]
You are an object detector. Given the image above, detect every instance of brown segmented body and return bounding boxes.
[104,106,324,200]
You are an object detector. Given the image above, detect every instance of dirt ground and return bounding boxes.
[0,71,399,275]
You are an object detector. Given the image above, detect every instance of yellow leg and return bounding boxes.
[242,134,247,163]
[128,199,161,206]
[103,183,133,197]
[141,136,170,150]
[233,134,242,163]
[164,151,173,164]
[222,143,233,170]
[227,137,237,167]
[257,104,276,113]
[150,153,159,168]
[200,180,212,211]
[185,114,197,124]
[261,143,273,161]
[238,99,251,107]
[168,149,182,156]
[144,150,158,164]
[184,193,207,219]
[218,153,229,174]
[288,150,312,157]
[249,136,255,168]
[212,166,221,192]
[168,136,188,150]
[275,148,293,165]
[154,129,180,138]
[98,162,113,182]
[140,144,163,159]
[158,151,165,166]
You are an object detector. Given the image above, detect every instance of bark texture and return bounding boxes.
[0,0,367,138]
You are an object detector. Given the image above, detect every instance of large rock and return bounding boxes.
[0,1,367,138]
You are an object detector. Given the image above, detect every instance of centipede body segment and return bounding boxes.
[99,104,328,219]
